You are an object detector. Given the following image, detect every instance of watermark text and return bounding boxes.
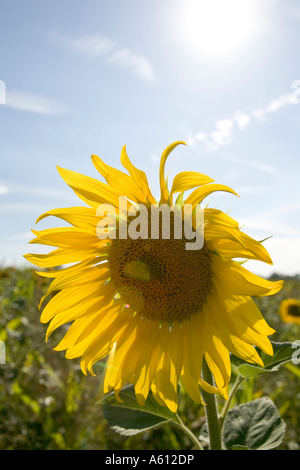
[96,197,204,250]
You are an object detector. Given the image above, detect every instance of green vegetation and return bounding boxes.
[0,267,299,450]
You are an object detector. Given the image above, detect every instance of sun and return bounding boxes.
[173,0,261,64]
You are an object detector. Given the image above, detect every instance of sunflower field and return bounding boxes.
[0,266,299,451]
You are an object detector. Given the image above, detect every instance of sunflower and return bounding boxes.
[279,299,300,324]
[25,141,283,412]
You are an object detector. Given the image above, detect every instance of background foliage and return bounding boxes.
[0,267,299,450]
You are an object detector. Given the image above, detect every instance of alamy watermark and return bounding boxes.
[291,340,300,365]
[96,197,204,250]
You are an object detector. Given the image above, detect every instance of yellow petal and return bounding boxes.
[81,310,129,376]
[198,377,219,395]
[104,317,143,393]
[40,262,110,306]
[213,256,283,297]
[185,183,239,208]
[111,316,152,390]
[169,322,184,384]
[91,154,146,203]
[133,322,162,405]
[30,227,101,249]
[24,247,108,268]
[229,295,275,336]
[159,141,187,204]
[54,309,104,352]
[203,353,229,400]
[201,308,231,388]
[208,295,265,367]
[150,381,168,408]
[180,366,205,404]
[36,206,100,232]
[222,297,275,354]
[59,299,122,357]
[151,323,179,413]
[207,238,273,265]
[170,171,214,196]
[214,296,274,356]
[181,316,204,381]
[57,166,121,208]
[120,146,156,204]
[36,258,97,279]
[204,208,239,228]
[204,215,272,264]
[179,319,204,403]
[204,224,248,249]
[41,280,115,324]
[45,296,108,342]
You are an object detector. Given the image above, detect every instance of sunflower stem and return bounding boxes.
[175,413,204,451]
[201,359,223,450]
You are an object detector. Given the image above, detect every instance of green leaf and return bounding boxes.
[100,385,180,436]
[231,341,296,378]
[223,397,285,450]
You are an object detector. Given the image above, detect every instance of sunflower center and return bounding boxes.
[108,210,213,322]
[287,303,300,317]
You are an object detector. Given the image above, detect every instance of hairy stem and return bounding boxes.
[201,359,223,450]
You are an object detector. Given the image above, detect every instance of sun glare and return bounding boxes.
[174,0,261,64]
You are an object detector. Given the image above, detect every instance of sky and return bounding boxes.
[0,0,299,277]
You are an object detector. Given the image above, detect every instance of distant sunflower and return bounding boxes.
[279,299,300,324]
[25,141,283,412]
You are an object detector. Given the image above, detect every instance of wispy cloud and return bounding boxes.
[5,90,70,115]
[207,150,279,174]
[187,83,300,151]
[49,32,156,82]
[107,48,156,82]
[252,85,300,120]
[0,180,78,204]
[51,33,116,57]
[233,111,251,130]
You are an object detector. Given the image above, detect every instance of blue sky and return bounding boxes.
[0,0,299,277]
